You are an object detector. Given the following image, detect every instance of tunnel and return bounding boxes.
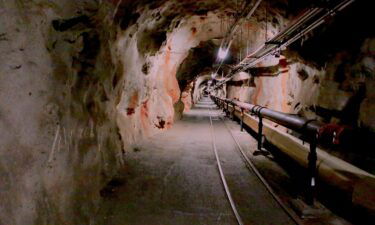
[0,0,374,224]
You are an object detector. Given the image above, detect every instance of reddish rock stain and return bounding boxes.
[126,108,135,115]
[140,100,149,130]
[281,71,290,113]
[165,46,171,65]
[162,62,180,103]
[127,91,139,116]
[191,27,197,35]
[141,100,149,118]
[279,58,288,68]
[245,23,252,29]
[155,118,166,129]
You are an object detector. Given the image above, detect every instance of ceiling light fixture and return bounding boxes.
[218,47,229,60]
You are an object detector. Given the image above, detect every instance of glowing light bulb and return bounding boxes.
[218,47,229,60]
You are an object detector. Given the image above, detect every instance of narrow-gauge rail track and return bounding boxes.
[207,98,302,225]
[209,106,244,225]
[95,97,304,225]
[219,115,303,225]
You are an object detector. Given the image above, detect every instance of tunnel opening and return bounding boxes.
[0,0,374,224]
[176,40,216,91]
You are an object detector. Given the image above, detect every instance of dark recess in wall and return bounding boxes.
[137,30,167,56]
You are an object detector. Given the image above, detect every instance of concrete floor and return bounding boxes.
[95,98,297,225]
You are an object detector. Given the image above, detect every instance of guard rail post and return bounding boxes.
[306,135,318,206]
[257,109,264,151]
[240,108,244,131]
[230,102,235,120]
[226,100,230,117]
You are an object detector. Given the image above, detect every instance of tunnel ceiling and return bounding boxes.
[176,40,217,91]
[114,0,303,92]
[1,0,374,224]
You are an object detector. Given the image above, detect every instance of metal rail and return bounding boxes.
[208,107,244,225]
[220,117,303,225]
[210,100,300,224]
[214,96,323,136]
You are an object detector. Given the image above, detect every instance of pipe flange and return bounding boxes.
[256,106,266,117]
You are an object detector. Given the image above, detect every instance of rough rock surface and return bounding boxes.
[0,0,374,224]
[0,1,124,224]
[0,0,287,224]
[224,4,375,132]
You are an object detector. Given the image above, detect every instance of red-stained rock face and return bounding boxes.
[126,91,139,115]
[115,3,257,147]
[181,81,194,112]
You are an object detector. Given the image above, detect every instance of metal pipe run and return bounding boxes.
[211,95,375,211]
[240,0,355,72]
[211,95,354,206]
[230,98,321,136]
[212,96,356,147]
[212,0,356,90]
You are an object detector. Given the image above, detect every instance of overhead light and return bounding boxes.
[218,47,229,60]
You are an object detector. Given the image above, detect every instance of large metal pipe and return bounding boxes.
[213,96,348,144]
[230,99,322,136]
[212,95,375,213]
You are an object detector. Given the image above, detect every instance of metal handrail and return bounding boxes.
[211,96,346,140]
[210,95,353,205]
[216,96,319,132]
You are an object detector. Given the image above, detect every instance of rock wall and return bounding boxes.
[237,57,323,116]
[0,1,124,224]
[226,28,375,132]
[225,38,375,171]
[0,0,280,224]
[3,0,372,224]
[114,2,241,146]
[181,81,194,112]
[222,1,374,130]
[223,1,375,171]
